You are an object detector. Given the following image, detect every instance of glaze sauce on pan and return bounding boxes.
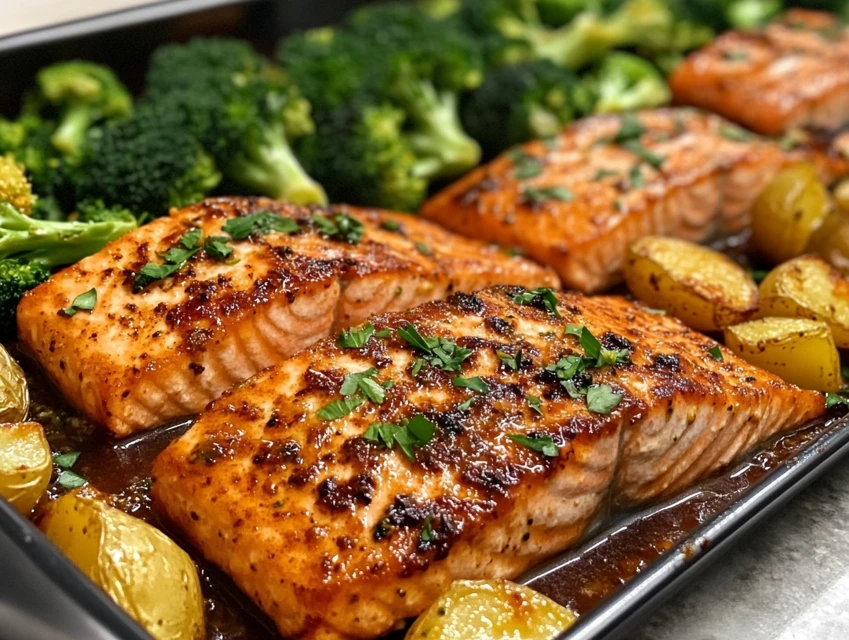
[15,340,844,639]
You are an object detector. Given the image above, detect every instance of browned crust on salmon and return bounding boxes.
[152,286,824,639]
[670,10,849,135]
[17,198,557,436]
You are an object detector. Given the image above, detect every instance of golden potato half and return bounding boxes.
[759,255,849,348]
[724,317,840,392]
[624,236,758,331]
[806,209,849,275]
[41,492,205,640]
[0,344,29,423]
[0,421,50,514]
[406,580,576,640]
[751,162,829,264]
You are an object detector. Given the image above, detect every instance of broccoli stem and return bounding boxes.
[228,124,327,205]
[0,202,135,268]
[401,83,481,180]
[51,105,92,156]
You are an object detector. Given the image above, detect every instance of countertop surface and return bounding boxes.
[630,455,849,640]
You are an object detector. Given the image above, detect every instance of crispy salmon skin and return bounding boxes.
[152,286,823,639]
[670,10,849,135]
[421,108,847,294]
[17,198,556,436]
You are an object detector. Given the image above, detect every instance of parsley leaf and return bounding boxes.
[586,384,623,414]
[593,168,620,181]
[222,211,300,240]
[338,368,385,404]
[374,329,392,339]
[622,140,665,169]
[527,395,543,415]
[523,185,574,205]
[397,323,473,372]
[629,164,646,188]
[62,288,97,316]
[457,397,475,411]
[719,124,754,141]
[381,219,401,232]
[364,415,436,460]
[57,470,87,490]
[204,235,234,261]
[510,149,544,179]
[312,212,365,244]
[420,515,434,542]
[497,349,524,371]
[453,376,490,393]
[509,433,559,457]
[317,395,366,421]
[613,113,645,143]
[415,241,432,256]
[708,346,724,361]
[512,288,560,317]
[338,324,375,349]
[826,392,849,409]
[134,228,203,291]
[53,451,81,469]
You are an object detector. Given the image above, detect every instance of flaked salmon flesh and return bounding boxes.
[17,198,557,436]
[420,108,849,293]
[670,10,849,135]
[152,287,824,640]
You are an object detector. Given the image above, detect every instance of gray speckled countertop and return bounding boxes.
[629,456,849,640]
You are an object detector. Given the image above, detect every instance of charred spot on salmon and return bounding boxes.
[651,353,681,372]
[397,323,474,373]
[486,316,513,335]
[512,288,560,317]
[221,210,300,240]
[447,292,486,315]
[253,439,302,466]
[311,212,365,244]
[318,474,375,512]
[265,409,281,429]
[374,495,427,541]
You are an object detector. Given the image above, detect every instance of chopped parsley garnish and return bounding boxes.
[527,395,543,415]
[719,125,754,142]
[593,168,620,181]
[420,515,434,542]
[614,199,623,211]
[622,140,665,169]
[708,346,724,361]
[53,451,81,469]
[204,235,234,261]
[57,470,88,490]
[453,376,490,393]
[566,325,630,367]
[457,397,475,411]
[134,228,203,291]
[363,415,437,460]
[629,165,646,188]
[381,219,401,232]
[338,323,375,349]
[509,433,559,457]
[523,185,574,205]
[317,368,386,420]
[415,241,432,256]
[512,288,560,317]
[586,384,623,414]
[312,212,365,244]
[221,211,300,240]
[497,349,524,371]
[397,323,473,372]
[374,328,392,339]
[62,288,97,316]
[826,392,849,409]
[510,149,544,179]
[721,49,749,62]
[613,113,645,143]
[751,269,769,284]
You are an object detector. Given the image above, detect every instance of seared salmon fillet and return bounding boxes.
[17,198,557,437]
[152,286,823,639]
[420,108,848,293]
[669,10,849,135]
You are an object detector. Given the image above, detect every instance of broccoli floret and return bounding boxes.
[419,0,461,19]
[460,0,675,69]
[146,38,326,205]
[0,154,35,215]
[76,103,221,218]
[461,60,593,157]
[28,61,132,157]
[537,0,601,26]
[725,0,781,28]
[590,52,671,113]
[75,199,137,225]
[298,99,428,212]
[31,196,66,221]
[0,259,49,335]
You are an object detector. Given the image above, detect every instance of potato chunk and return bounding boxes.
[0,422,50,514]
[41,492,205,640]
[406,580,576,640]
[0,344,29,423]
[724,318,840,391]
[751,163,829,264]
[624,236,758,331]
[758,255,849,348]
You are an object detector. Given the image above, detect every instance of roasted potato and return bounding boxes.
[41,492,205,640]
[834,178,849,214]
[0,421,51,514]
[724,317,841,391]
[758,255,849,348]
[624,236,758,331]
[806,209,849,275]
[406,580,576,640]
[0,344,29,423]
[751,163,829,264]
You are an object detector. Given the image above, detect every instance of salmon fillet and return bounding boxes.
[420,108,849,294]
[669,10,849,135]
[17,198,557,437]
[152,286,824,639]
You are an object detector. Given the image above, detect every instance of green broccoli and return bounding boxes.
[460,0,676,69]
[536,0,601,26]
[28,61,132,157]
[146,38,326,205]
[590,52,671,113]
[461,60,593,157]
[75,199,137,225]
[298,99,429,212]
[75,103,221,218]
[0,155,136,335]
